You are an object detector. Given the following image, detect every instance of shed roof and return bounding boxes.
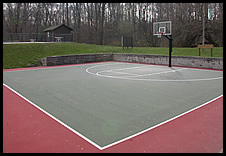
[43,24,73,32]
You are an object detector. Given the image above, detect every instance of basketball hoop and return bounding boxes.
[157,32,163,38]
[153,21,173,67]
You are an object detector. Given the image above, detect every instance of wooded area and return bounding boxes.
[3,3,223,47]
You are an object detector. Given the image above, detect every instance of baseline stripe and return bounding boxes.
[3,83,103,150]
[100,94,223,150]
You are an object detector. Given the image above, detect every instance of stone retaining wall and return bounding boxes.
[40,53,223,70]
[113,53,223,70]
[41,53,113,66]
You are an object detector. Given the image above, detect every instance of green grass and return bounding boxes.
[3,43,223,69]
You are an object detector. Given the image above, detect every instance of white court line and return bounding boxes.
[108,65,149,71]
[3,83,103,150]
[86,62,163,76]
[3,62,223,150]
[95,64,149,74]
[85,62,130,76]
[3,83,223,150]
[97,71,140,76]
[98,68,188,78]
[100,94,223,150]
[86,63,223,82]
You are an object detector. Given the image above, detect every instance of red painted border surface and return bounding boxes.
[3,62,223,153]
[103,96,223,153]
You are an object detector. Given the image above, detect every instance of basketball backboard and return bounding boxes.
[153,21,173,67]
[153,21,172,36]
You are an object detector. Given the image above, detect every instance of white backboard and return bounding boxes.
[153,21,172,36]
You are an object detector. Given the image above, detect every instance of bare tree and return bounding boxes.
[3,3,223,47]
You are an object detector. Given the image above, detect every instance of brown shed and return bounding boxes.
[43,24,73,42]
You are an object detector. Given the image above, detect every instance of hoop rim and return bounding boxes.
[156,32,163,38]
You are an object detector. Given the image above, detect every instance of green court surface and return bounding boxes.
[3,62,223,148]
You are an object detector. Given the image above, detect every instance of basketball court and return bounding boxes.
[3,61,223,153]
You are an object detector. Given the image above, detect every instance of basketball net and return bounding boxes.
[157,32,163,38]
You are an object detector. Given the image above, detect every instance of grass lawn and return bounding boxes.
[3,42,223,69]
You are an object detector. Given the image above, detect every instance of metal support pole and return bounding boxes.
[169,35,172,67]
[164,35,173,67]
